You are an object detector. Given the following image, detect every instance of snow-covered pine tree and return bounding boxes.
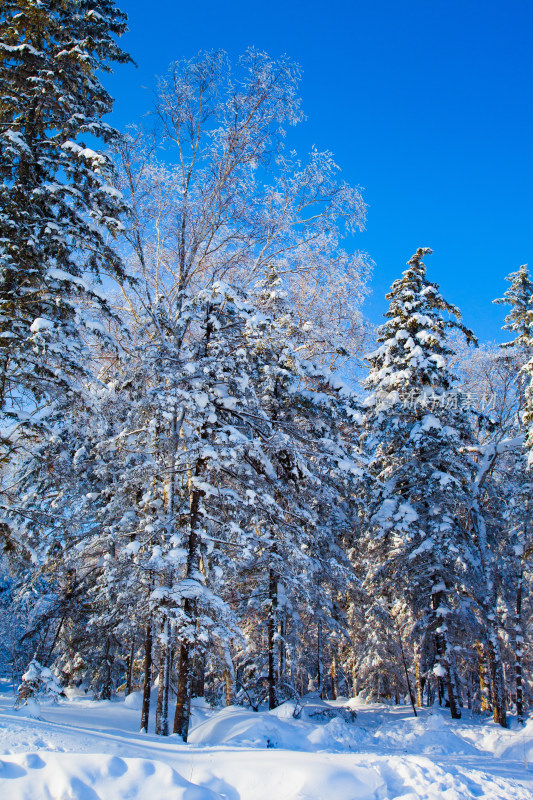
[0,0,131,457]
[494,264,533,439]
[361,247,480,720]
[494,264,533,351]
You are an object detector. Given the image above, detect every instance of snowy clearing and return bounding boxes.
[1,688,532,800]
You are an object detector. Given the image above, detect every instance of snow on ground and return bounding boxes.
[0,685,532,799]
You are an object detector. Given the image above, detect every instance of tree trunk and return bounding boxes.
[173,637,193,740]
[399,634,417,717]
[330,651,338,701]
[156,618,171,736]
[416,660,425,708]
[487,621,507,728]
[172,450,205,741]
[317,620,324,698]
[433,589,461,719]
[515,564,524,725]
[267,570,278,710]
[224,668,234,706]
[192,650,206,698]
[476,640,490,711]
[140,621,153,733]
[278,612,286,691]
[155,625,164,735]
[100,637,112,700]
[126,640,135,696]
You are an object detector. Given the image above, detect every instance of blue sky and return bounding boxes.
[106,0,532,342]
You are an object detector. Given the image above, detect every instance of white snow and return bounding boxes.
[30,318,53,334]
[0,687,532,800]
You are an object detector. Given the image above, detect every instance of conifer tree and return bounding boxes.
[494,264,533,350]
[361,248,479,720]
[0,0,131,456]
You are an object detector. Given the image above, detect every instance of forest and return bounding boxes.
[1,0,532,748]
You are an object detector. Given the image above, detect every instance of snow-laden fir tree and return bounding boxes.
[494,264,533,350]
[0,0,131,458]
[361,247,480,720]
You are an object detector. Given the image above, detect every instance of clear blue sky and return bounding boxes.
[106,0,532,342]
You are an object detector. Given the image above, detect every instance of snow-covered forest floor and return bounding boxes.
[1,685,532,800]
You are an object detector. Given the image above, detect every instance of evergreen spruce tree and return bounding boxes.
[494,264,533,350]
[361,248,479,720]
[0,0,131,456]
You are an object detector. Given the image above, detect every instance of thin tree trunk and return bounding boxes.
[126,639,135,696]
[155,624,164,735]
[331,651,338,701]
[101,637,112,700]
[515,562,524,725]
[267,569,278,710]
[140,620,153,733]
[476,640,490,711]
[317,620,324,698]
[399,633,417,717]
[351,662,358,698]
[278,612,286,690]
[156,619,171,736]
[416,659,425,708]
[289,630,297,694]
[464,671,471,711]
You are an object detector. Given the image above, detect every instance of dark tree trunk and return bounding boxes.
[278,612,286,690]
[487,622,507,728]
[155,625,164,735]
[126,639,135,696]
[172,448,205,741]
[399,633,417,717]
[173,635,193,740]
[432,589,461,719]
[100,638,113,700]
[317,620,324,698]
[156,619,171,736]
[140,621,153,733]
[192,650,206,698]
[515,565,524,725]
[267,569,278,710]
